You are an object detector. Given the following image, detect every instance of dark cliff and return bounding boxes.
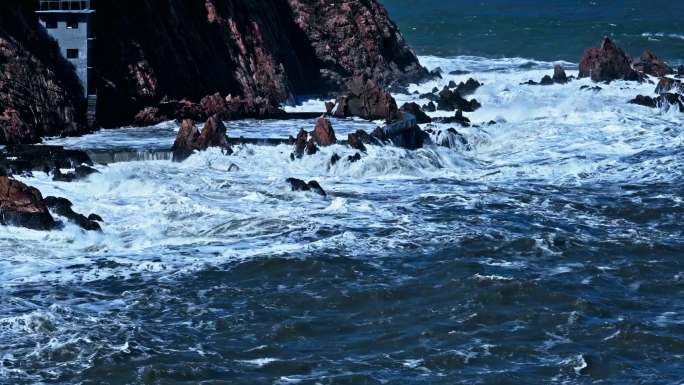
[1,0,427,138]
[0,0,88,144]
[94,0,428,128]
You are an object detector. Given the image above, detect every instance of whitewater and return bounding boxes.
[1,56,683,384]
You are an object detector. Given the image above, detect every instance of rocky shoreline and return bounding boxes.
[1,0,683,234]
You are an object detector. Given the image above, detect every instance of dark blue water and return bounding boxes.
[383,0,684,63]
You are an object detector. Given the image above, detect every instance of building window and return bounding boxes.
[66,49,79,59]
[67,19,79,29]
[45,20,57,29]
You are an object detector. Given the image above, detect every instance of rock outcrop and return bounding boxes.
[311,117,336,146]
[0,2,88,144]
[655,78,684,95]
[629,93,684,112]
[632,51,672,77]
[171,116,232,162]
[44,196,101,231]
[333,76,402,122]
[579,37,641,82]
[0,176,55,230]
[400,102,432,124]
[93,0,427,128]
[436,88,481,112]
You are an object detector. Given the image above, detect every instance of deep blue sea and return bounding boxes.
[1,1,684,384]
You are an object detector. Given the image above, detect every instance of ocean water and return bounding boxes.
[383,0,684,63]
[2,55,683,384]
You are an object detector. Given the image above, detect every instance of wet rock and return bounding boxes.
[286,178,326,197]
[44,196,101,231]
[305,139,319,155]
[330,153,341,165]
[347,130,373,152]
[370,127,388,143]
[88,213,104,222]
[0,176,55,230]
[429,68,443,79]
[629,93,684,112]
[678,65,684,76]
[436,88,481,112]
[419,92,439,102]
[400,102,432,124]
[580,85,603,92]
[632,51,672,77]
[432,87,440,93]
[539,75,554,85]
[228,163,240,172]
[388,124,428,150]
[553,65,568,84]
[579,37,642,82]
[347,153,362,163]
[448,80,458,89]
[655,78,684,95]
[439,110,471,127]
[434,128,471,149]
[325,101,335,114]
[0,145,93,177]
[333,75,402,122]
[52,165,99,182]
[423,101,436,112]
[455,78,483,96]
[291,129,309,159]
[171,115,232,162]
[311,117,337,146]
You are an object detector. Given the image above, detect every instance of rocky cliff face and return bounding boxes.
[93,0,427,127]
[0,1,88,144]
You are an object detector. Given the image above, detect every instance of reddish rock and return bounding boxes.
[0,176,55,230]
[400,102,432,124]
[171,115,231,162]
[200,93,228,117]
[632,51,672,77]
[133,107,163,127]
[311,117,336,146]
[333,75,403,122]
[579,37,641,82]
[325,101,335,114]
[305,139,319,155]
[291,128,309,159]
[347,130,375,151]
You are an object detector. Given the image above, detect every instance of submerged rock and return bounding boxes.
[347,153,362,163]
[400,102,432,124]
[655,78,684,95]
[52,165,99,182]
[286,178,326,197]
[44,196,101,231]
[311,117,337,146]
[579,37,641,82]
[171,115,232,162]
[632,51,672,77]
[0,176,55,230]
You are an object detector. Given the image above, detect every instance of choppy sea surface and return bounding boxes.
[2,55,684,384]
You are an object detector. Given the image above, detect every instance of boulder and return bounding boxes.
[347,130,375,151]
[0,176,55,230]
[333,75,403,122]
[325,101,335,114]
[291,129,309,159]
[655,78,684,94]
[400,102,432,124]
[632,51,672,77]
[311,117,337,146]
[286,178,326,197]
[436,88,481,112]
[171,115,231,162]
[539,75,555,85]
[579,37,641,82]
[630,93,684,112]
[553,65,568,84]
[52,165,99,182]
[44,196,101,231]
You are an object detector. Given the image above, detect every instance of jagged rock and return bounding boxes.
[455,78,482,96]
[655,78,684,94]
[311,117,336,146]
[400,102,432,124]
[434,128,470,149]
[553,65,568,84]
[423,101,436,112]
[286,178,326,197]
[134,107,163,127]
[347,130,374,151]
[333,75,402,122]
[347,153,362,163]
[632,51,672,77]
[0,176,55,230]
[388,124,427,150]
[579,37,641,82]
[371,127,388,143]
[325,101,335,114]
[629,93,684,112]
[44,196,101,231]
[448,80,458,89]
[419,92,439,102]
[291,129,309,159]
[171,115,231,162]
[539,75,554,85]
[436,88,481,112]
[305,139,319,155]
[88,213,104,222]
